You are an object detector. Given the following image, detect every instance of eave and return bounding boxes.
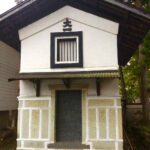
[8,70,119,82]
[0,0,150,66]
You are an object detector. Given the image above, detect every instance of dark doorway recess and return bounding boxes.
[48,90,90,149]
[56,90,82,142]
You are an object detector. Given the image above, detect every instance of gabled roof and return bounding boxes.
[0,0,150,66]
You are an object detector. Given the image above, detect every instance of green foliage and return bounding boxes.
[142,0,150,10]
[124,0,150,10]
[139,31,150,95]
[141,31,150,67]
[121,31,150,103]
[122,52,140,103]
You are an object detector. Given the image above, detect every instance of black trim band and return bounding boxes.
[51,31,83,68]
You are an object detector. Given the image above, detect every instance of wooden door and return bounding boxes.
[56,90,82,142]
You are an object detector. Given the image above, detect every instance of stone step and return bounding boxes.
[48,142,90,149]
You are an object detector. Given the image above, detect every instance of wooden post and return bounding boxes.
[119,66,128,150]
[62,79,70,89]
[96,78,100,96]
[119,66,128,127]
[36,80,40,97]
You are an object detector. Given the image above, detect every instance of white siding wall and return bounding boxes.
[0,41,20,110]
[19,6,119,73]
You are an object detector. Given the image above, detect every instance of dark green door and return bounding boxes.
[56,90,82,142]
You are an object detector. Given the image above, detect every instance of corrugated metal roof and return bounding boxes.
[8,71,120,81]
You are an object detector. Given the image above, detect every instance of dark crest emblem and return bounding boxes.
[63,18,72,32]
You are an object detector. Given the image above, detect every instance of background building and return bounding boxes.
[0,41,19,129]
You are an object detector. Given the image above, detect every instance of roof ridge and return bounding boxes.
[104,0,150,19]
[0,0,150,21]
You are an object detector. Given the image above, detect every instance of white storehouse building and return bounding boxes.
[0,0,150,149]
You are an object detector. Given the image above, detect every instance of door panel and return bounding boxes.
[56,90,82,142]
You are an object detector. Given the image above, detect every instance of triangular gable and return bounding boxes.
[1,0,149,65]
[19,6,119,40]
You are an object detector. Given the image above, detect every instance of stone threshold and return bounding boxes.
[48,142,90,149]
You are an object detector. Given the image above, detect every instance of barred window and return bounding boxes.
[56,38,78,63]
[51,32,83,68]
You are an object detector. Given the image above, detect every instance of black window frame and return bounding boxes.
[51,31,83,68]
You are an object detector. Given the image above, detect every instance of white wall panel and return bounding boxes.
[20,79,119,98]
[20,17,118,72]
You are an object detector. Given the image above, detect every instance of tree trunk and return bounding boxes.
[148,0,150,8]
[142,70,149,121]
[119,66,128,127]
[134,0,150,123]
[119,66,128,102]
[139,45,149,122]
[139,68,149,121]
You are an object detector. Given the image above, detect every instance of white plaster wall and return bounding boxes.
[19,78,119,98]
[19,6,119,73]
[0,41,20,110]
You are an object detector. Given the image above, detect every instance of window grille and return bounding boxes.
[56,38,78,63]
[51,31,83,68]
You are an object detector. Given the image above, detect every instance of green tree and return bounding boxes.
[121,32,150,103]
[122,52,140,103]
[122,0,150,9]
[120,0,150,121]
